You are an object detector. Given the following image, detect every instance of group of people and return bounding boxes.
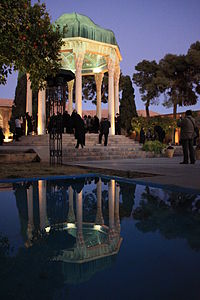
[14,112,34,141]
[139,125,166,144]
[139,110,199,165]
[71,110,111,148]
[48,110,112,148]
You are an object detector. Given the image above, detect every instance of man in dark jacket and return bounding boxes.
[177,110,196,164]
[99,117,111,146]
[72,111,85,149]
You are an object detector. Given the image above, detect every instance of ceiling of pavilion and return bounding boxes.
[61,52,107,75]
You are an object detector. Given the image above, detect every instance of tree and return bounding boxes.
[82,74,109,104]
[187,41,200,96]
[0,0,63,90]
[9,73,27,133]
[133,60,160,118]
[120,75,137,133]
[158,54,197,119]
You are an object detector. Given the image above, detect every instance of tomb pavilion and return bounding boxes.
[26,13,122,135]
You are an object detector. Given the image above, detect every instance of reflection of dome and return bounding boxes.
[45,223,122,264]
[55,13,118,45]
[44,222,122,284]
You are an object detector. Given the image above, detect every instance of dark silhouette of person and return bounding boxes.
[93,115,100,133]
[139,127,146,144]
[15,117,22,141]
[99,117,111,146]
[25,112,33,135]
[72,111,85,148]
[154,125,165,143]
[0,127,5,145]
[83,115,88,133]
[87,115,92,133]
[146,128,152,141]
[115,113,121,135]
[63,111,72,133]
[177,110,196,164]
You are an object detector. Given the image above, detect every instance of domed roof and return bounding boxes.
[55,13,118,46]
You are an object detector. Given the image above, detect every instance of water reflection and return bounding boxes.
[1,178,200,300]
[133,186,200,250]
[10,178,124,284]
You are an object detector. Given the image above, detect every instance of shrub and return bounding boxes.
[142,140,166,154]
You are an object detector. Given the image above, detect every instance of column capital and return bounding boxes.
[114,66,120,83]
[74,51,85,71]
[67,79,74,91]
[107,57,115,77]
[94,73,104,87]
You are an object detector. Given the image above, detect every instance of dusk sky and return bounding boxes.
[1,0,200,114]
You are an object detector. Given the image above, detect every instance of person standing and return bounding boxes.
[177,110,196,164]
[72,111,85,149]
[26,112,33,135]
[139,127,146,144]
[15,117,22,141]
[0,127,5,145]
[99,117,111,146]
[115,113,121,135]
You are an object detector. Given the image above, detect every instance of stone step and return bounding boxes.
[7,134,139,148]
[63,151,156,162]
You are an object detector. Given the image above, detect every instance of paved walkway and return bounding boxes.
[68,157,200,192]
[1,144,200,191]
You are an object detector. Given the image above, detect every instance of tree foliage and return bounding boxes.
[133,60,160,117]
[120,75,137,133]
[187,41,200,95]
[0,0,63,90]
[158,54,197,118]
[131,116,177,135]
[9,73,27,133]
[133,41,200,118]
[82,74,109,104]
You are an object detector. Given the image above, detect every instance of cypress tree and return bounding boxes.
[120,75,137,133]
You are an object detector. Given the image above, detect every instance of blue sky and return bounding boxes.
[1,0,200,114]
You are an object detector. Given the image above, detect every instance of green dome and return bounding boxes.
[55,13,118,46]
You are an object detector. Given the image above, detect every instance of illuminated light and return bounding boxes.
[67,223,76,229]
[4,136,13,143]
[94,225,101,231]
[175,129,179,145]
[45,226,51,233]
[93,67,102,73]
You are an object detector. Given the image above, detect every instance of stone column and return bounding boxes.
[38,180,47,230]
[107,58,115,135]
[75,52,84,116]
[67,80,74,115]
[38,88,46,135]
[95,73,104,120]
[115,183,120,234]
[26,74,32,135]
[26,74,32,116]
[108,179,115,240]
[27,185,34,244]
[76,191,85,248]
[67,186,75,223]
[95,178,104,225]
[114,66,120,115]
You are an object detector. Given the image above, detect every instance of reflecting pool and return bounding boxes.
[0,176,200,300]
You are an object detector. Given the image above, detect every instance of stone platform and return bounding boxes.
[4,134,149,162]
[3,134,182,162]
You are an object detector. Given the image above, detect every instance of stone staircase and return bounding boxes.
[5,134,157,162]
